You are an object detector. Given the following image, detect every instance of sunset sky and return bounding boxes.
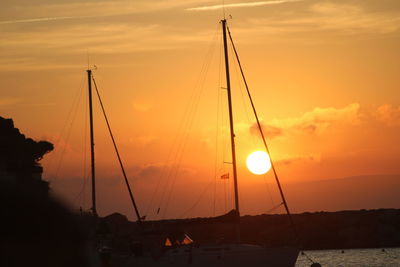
[1,0,399,220]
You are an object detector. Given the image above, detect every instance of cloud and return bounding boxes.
[247,1,400,37]
[0,97,22,107]
[130,135,157,146]
[0,0,205,25]
[187,0,303,11]
[249,103,400,142]
[250,122,283,139]
[308,2,400,34]
[0,0,206,22]
[277,153,321,165]
[266,103,361,136]
[375,104,400,126]
[247,102,400,151]
[0,16,77,25]
[132,100,153,112]
[137,163,164,178]
[0,12,217,70]
[0,23,185,70]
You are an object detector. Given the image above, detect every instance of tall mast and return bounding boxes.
[87,69,97,216]
[222,19,240,240]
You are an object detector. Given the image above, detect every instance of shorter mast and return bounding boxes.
[222,19,241,242]
[85,68,142,222]
[87,69,97,216]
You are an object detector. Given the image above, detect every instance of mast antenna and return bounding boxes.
[87,50,89,70]
[222,0,226,19]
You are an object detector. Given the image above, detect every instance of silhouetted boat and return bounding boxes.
[84,18,299,267]
[114,18,298,267]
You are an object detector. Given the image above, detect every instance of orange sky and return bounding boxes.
[1,0,400,220]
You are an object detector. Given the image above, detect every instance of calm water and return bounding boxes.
[295,248,400,267]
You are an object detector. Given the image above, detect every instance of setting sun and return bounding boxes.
[246,151,272,175]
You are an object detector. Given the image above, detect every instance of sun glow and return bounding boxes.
[246,151,272,175]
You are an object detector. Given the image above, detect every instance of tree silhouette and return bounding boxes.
[0,116,53,193]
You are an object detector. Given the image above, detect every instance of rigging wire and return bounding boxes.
[82,89,89,209]
[180,181,214,218]
[46,75,84,181]
[143,134,178,217]
[213,27,224,217]
[91,74,142,222]
[229,41,253,134]
[230,43,281,214]
[141,52,212,217]
[264,202,284,214]
[230,41,278,213]
[227,24,319,264]
[157,75,204,218]
[229,40,278,214]
[161,40,215,218]
[212,92,219,217]
[49,75,86,184]
[262,173,277,210]
[227,25,294,218]
[156,25,221,219]
[217,33,226,216]
[73,87,89,210]
[224,175,228,212]
[154,41,216,218]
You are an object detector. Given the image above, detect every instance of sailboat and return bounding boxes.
[83,18,299,267]
[106,18,299,267]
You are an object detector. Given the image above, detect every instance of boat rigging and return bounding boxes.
[86,68,142,222]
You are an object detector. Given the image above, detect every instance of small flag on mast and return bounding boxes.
[221,173,229,179]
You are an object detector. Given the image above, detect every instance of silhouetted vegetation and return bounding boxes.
[0,116,53,194]
[0,117,92,266]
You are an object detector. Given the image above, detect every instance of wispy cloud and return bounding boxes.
[247,2,400,37]
[0,23,183,70]
[277,153,321,165]
[187,0,302,11]
[375,104,400,126]
[250,123,283,139]
[0,17,219,71]
[252,103,400,140]
[0,0,205,25]
[0,16,77,25]
[237,103,361,141]
[264,103,361,136]
[0,97,22,107]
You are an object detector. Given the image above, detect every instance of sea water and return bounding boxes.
[295,248,400,267]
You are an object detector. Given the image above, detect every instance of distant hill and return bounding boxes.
[284,174,400,213]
